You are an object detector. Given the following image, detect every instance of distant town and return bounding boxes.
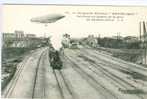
[2,30,49,48]
[2,30,145,48]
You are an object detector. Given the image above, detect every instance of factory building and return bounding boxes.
[15,30,25,39]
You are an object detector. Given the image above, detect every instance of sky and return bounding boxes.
[1,0,147,5]
[2,5,147,36]
[1,4,147,49]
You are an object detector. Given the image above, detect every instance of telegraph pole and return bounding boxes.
[139,21,142,42]
[146,22,147,64]
[98,34,101,42]
[139,21,143,64]
[142,21,147,64]
[116,32,121,40]
[117,32,119,40]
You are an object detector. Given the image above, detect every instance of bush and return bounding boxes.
[98,38,140,49]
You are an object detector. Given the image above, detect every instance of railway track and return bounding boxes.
[2,48,47,98]
[32,50,46,98]
[94,49,147,71]
[77,53,136,88]
[75,49,145,99]
[78,49,147,86]
[63,55,119,99]
[53,70,77,99]
[83,49,147,74]
[68,50,132,88]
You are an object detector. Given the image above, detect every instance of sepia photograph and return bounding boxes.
[1,4,147,99]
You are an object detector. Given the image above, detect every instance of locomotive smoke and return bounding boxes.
[50,34,62,50]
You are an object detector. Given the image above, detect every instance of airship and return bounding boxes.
[30,14,65,25]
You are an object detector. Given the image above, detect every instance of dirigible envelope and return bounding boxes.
[30,14,65,23]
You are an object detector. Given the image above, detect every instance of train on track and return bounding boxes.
[49,47,63,70]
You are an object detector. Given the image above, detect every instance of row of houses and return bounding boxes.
[2,30,44,48]
[61,33,144,49]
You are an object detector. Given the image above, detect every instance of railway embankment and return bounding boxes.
[2,47,35,90]
[96,47,143,65]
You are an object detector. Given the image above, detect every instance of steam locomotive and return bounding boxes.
[49,47,63,70]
